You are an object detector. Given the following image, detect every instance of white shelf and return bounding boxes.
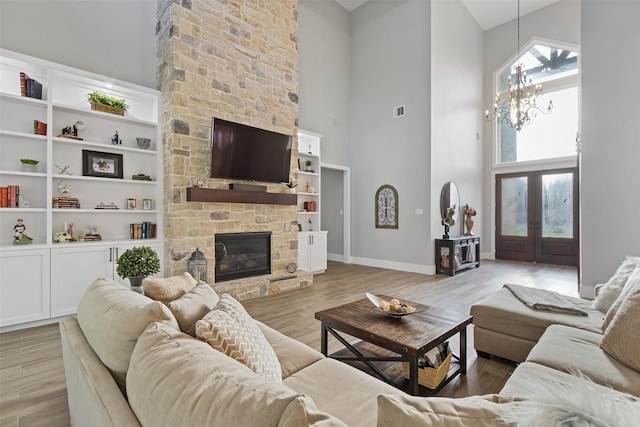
[52,103,157,127]
[52,174,158,185]
[0,170,46,178]
[298,171,318,177]
[53,137,158,155]
[0,130,47,141]
[0,92,47,107]
[0,207,47,213]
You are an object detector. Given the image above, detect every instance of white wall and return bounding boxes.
[580,0,640,296]
[298,0,351,167]
[349,1,431,273]
[481,1,581,256]
[431,0,484,246]
[0,0,157,88]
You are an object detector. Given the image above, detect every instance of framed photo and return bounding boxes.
[142,199,152,210]
[127,198,136,210]
[82,150,123,179]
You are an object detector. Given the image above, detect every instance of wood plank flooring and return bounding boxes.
[0,259,578,426]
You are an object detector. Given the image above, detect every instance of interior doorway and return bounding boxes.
[320,163,351,264]
[495,168,578,266]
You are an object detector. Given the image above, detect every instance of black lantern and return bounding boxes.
[187,247,208,282]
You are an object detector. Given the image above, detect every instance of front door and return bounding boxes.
[495,168,578,266]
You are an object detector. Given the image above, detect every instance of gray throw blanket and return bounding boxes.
[504,284,588,316]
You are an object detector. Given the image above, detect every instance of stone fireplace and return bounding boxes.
[156,0,311,301]
[215,232,271,282]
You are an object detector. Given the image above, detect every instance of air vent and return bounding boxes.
[393,105,405,118]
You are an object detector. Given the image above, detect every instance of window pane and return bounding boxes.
[498,45,578,92]
[500,86,578,163]
[542,173,573,238]
[501,177,528,236]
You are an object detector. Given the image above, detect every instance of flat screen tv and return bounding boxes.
[210,118,292,184]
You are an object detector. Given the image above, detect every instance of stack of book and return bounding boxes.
[20,72,43,99]
[130,222,156,239]
[52,197,81,209]
[0,186,20,208]
[78,233,102,242]
[33,120,47,135]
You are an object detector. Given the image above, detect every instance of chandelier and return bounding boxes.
[485,0,553,131]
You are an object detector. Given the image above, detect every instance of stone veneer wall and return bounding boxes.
[156,0,311,300]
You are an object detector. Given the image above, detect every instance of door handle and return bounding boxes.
[109,247,113,262]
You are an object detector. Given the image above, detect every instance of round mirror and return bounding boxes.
[440,182,460,226]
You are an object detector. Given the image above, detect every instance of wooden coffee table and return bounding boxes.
[314,295,473,395]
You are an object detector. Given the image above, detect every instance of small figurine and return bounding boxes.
[111,131,121,145]
[308,218,312,231]
[13,218,33,245]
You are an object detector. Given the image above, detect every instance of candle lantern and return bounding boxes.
[187,247,208,282]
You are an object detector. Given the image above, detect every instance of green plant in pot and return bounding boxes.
[20,158,39,172]
[87,91,129,115]
[116,246,160,293]
[305,160,313,172]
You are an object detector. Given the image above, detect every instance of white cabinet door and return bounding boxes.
[50,245,113,317]
[0,248,50,327]
[308,232,327,273]
[114,241,165,286]
[298,231,327,273]
[298,234,310,272]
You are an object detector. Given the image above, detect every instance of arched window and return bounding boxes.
[495,41,579,164]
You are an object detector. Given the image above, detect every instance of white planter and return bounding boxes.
[21,163,37,172]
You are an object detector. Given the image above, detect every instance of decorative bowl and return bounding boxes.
[136,137,151,149]
[365,293,416,318]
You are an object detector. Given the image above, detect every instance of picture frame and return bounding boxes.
[82,150,123,179]
[127,198,136,210]
[142,199,152,210]
[375,184,399,229]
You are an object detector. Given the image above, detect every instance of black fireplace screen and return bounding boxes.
[214,232,271,282]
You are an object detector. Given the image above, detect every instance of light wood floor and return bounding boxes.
[0,260,578,427]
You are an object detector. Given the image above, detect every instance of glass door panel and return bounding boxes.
[501,177,528,237]
[542,173,573,238]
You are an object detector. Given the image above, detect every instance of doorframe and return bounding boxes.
[490,158,577,260]
[320,162,351,264]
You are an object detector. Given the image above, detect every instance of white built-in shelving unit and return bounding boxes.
[0,49,163,330]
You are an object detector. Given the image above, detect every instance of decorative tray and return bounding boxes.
[366,293,417,318]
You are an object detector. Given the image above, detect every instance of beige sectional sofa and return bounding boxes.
[61,269,640,427]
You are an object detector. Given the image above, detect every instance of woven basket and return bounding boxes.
[402,352,452,389]
[90,101,125,116]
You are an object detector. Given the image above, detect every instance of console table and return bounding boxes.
[435,236,480,276]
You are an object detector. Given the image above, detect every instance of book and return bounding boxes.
[34,120,47,135]
[0,187,8,208]
[8,185,19,208]
[20,72,29,97]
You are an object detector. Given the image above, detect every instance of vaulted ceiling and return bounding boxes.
[334,0,561,30]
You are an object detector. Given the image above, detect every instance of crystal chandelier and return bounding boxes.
[485,0,553,131]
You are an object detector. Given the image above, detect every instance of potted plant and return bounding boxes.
[116,245,160,292]
[20,158,39,172]
[305,160,313,172]
[86,90,129,116]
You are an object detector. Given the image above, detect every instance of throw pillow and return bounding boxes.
[142,272,197,305]
[602,267,640,331]
[167,282,219,337]
[600,279,640,372]
[77,277,179,394]
[501,371,640,427]
[196,295,282,382]
[592,256,640,313]
[377,394,514,427]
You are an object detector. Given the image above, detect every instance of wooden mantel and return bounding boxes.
[186,187,297,205]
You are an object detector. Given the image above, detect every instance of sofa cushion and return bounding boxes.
[196,295,282,382]
[602,266,640,330]
[471,286,603,344]
[256,320,324,379]
[376,394,514,427]
[500,362,640,426]
[601,279,640,372]
[167,282,219,337]
[592,255,640,313]
[127,322,346,427]
[77,277,179,394]
[283,357,403,427]
[142,272,197,305]
[525,325,640,395]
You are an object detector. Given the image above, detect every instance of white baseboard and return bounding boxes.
[327,252,345,262]
[349,256,435,275]
[481,252,494,260]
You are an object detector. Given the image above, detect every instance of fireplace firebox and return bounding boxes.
[215,232,271,282]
